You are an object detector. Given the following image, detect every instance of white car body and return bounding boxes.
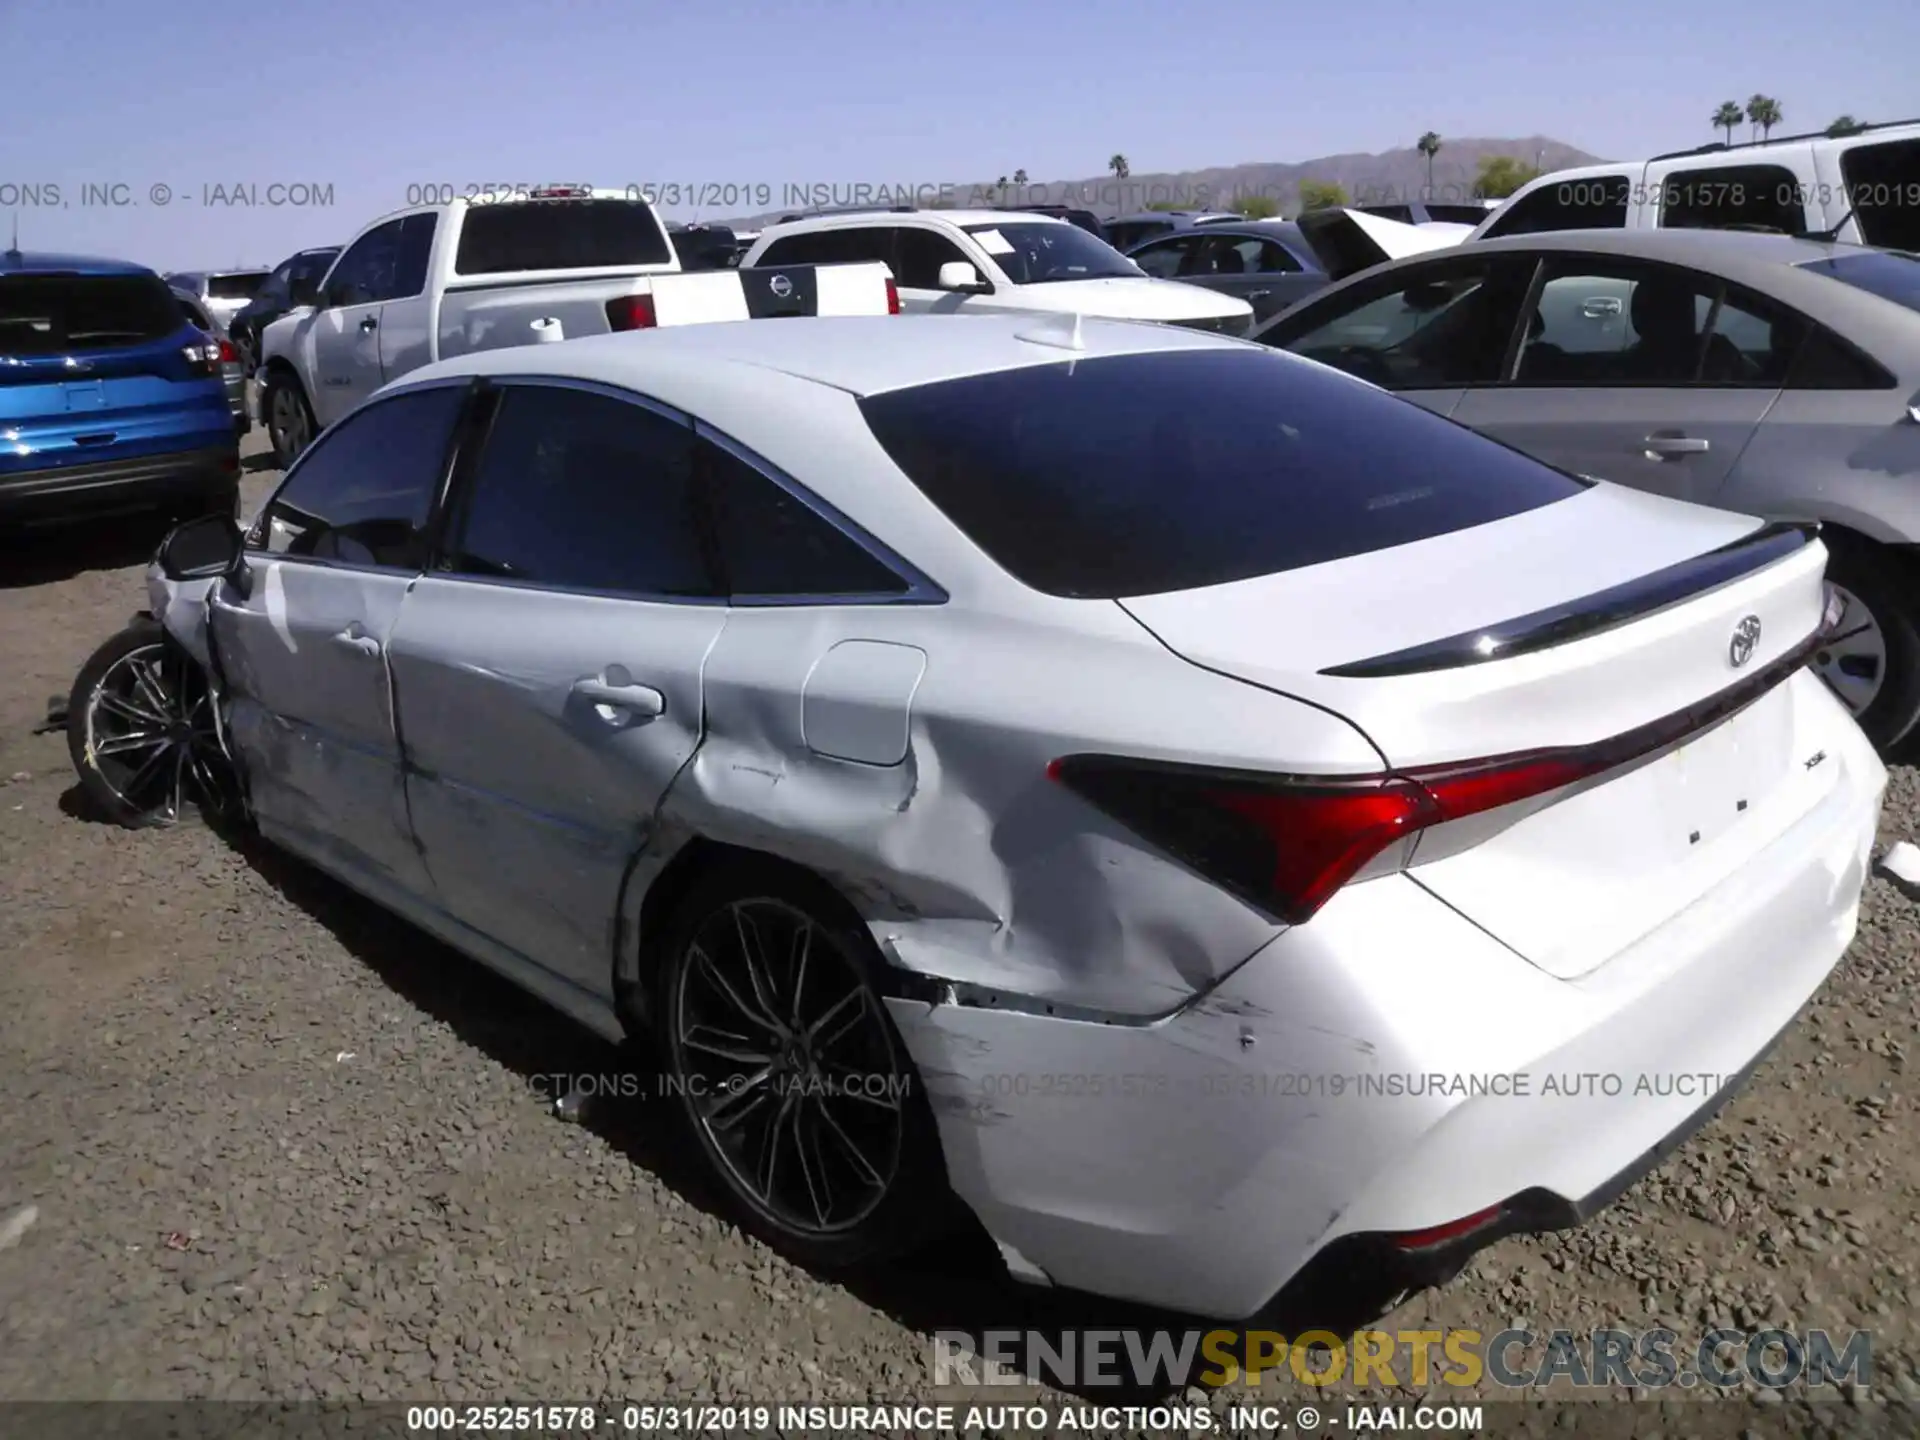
[154,312,1882,1320]
[741,210,1253,333]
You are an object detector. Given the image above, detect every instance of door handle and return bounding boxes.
[1582,297,1623,318]
[1246,289,1272,301]
[358,316,378,333]
[1643,432,1711,459]
[332,627,382,656]
[571,675,665,720]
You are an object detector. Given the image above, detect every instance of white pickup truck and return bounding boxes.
[255,185,898,467]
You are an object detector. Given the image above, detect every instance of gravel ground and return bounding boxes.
[2,433,1917,1433]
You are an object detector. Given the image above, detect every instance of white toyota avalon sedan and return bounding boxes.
[76,306,1884,1321]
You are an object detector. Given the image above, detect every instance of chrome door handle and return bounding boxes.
[332,627,381,656]
[571,676,665,720]
[358,316,378,332]
[1643,433,1710,458]
[1246,289,1272,300]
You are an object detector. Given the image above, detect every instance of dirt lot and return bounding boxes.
[2,433,1917,1432]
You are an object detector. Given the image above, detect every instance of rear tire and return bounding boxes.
[263,372,315,470]
[1816,538,1920,751]
[651,856,949,1271]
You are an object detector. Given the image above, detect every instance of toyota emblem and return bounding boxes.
[1729,614,1762,668]
[768,274,794,300]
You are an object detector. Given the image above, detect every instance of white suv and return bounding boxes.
[741,208,1254,334]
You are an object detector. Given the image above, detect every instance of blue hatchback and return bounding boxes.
[1,248,240,527]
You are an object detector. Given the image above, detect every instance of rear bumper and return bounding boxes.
[887,675,1885,1320]
[0,445,239,524]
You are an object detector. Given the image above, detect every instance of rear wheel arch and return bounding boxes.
[1809,524,1920,749]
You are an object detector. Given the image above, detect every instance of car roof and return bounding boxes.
[1466,225,1883,277]
[1,250,154,276]
[765,209,1068,233]
[398,312,1251,400]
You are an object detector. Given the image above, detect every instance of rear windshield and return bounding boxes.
[1841,139,1920,251]
[455,199,674,275]
[0,273,184,357]
[207,271,269,299]
[1798,249,1920,315]
[857,347,1583,599]
[1424,204,1494,225]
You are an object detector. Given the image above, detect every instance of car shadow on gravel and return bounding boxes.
[172,817,1426,1401]
[0,512,175,589]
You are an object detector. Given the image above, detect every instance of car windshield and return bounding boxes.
[962,222,1142,283]
[207,271,269,300]
[1798,249,1920,315]
[455,199,673,274]
[858,347,1582,599]
[0,274,184,357]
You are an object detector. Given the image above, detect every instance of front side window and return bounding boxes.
[441,385,717,598]
[1264,256,1528,389]
[1482,175,1630,238]
[963,223,1141,283]
[701,439,911,599]
[1127,234,1204,278]
[252,385,465,568]
[892,228,973,288]
[858,347,1582,600]
[325,221,404,308]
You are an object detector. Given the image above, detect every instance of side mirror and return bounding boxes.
[158,513,244,582]
[938,261,987,292]
[290,273,322,308]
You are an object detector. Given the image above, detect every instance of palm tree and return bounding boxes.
[1012,168,1028,185]
[1827,115,1867,138]
[1416,132,1441,198]
[1712,101,1744,145]
[1108,154,1130,180]
[1746,94,1783,142]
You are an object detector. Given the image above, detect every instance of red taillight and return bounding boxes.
[217,338,237,364]
[885,278,901,315]
[605,294,657,331]
[1048,749,1613,925]
[1389,1205,1505,1251]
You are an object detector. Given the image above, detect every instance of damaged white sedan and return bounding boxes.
[70,308,1885,1321]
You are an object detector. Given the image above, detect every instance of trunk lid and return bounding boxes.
[1119,484,1840,978]
[1294,207,1472,282]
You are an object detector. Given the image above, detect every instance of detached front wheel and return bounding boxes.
[66,619,240,829]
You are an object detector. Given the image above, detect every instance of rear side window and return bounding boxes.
[0,273,183,356]
[1658,165,1802,234]
[455,199,673,275]
[206,272,269,300]
[756,228,890,268]
[857,348,1582,599]
[1785,325,1896,389]
[442,385,718,598]
[1840,140,1920,250]
[700,440,911,599]
[1482,176,1630,238]
[254,386,465,569]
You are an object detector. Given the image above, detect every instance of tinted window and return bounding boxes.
[1363,205,1415,223]
[0,274,183,356]
[444,385,716,597]
[1518,263,1801,386]
[393,213,436,297]
[894,227,973,287]
[1798,249,1920,315]
[1482,175,1630,238]
[1129,235,1202,278]
[962,222,1139,283]
[1104,220,1174,251]
[1267,257,1528,389]
[206,271,269,300]
[1425,204,1495,225]
[1658,165,1802,234]
[702,440,910,599]
[454,199,673,274]
[1194,235,1300,275]
[1840,140,1920,250]
[757,228,889,268]
[857,348,1581,599]
[326,221,404,307]
[1785,325,1896,389]
[255,386,464,569]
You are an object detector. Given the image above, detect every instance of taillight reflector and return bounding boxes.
[1389,1205,1504,1250]
[605,294,657,331]
[217,338,237,364]
[885,278,901,315]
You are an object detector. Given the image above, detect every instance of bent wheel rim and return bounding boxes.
[84,643,234,824]
[672,898,905,1237]
[1813,584,1888,717]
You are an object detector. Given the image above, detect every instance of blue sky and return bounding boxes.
[1,0,1913,270]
